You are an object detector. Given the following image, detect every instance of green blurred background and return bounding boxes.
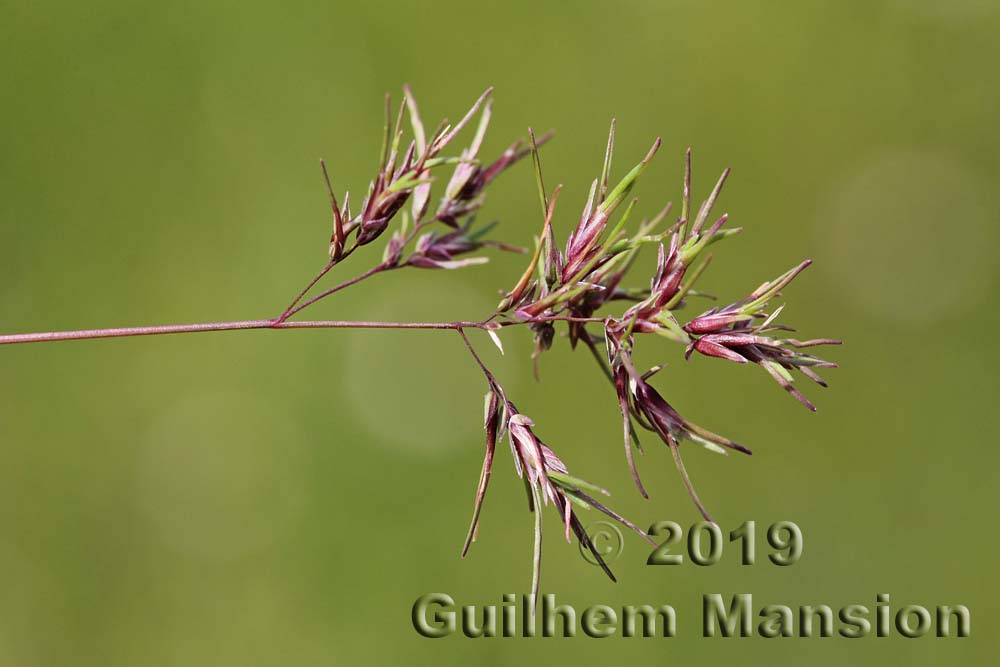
[1,0,997,664]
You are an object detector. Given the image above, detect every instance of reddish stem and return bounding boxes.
[0,314,608,346]
[0,318,474,345]
[276,259,336,323]
[282,264,391,320]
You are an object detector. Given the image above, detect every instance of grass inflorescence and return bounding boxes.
[0,86,841,603]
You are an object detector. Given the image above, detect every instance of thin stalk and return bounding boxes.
[282,263,392,320]
[279,217,446,324]
[276,259,336,323]
[668,442,713,524]
[0,314,608,346]
[530,482,543,608]
[0,319,474,345]
[457,328,505,396]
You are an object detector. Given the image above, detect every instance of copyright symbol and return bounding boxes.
[578,521,624,566]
